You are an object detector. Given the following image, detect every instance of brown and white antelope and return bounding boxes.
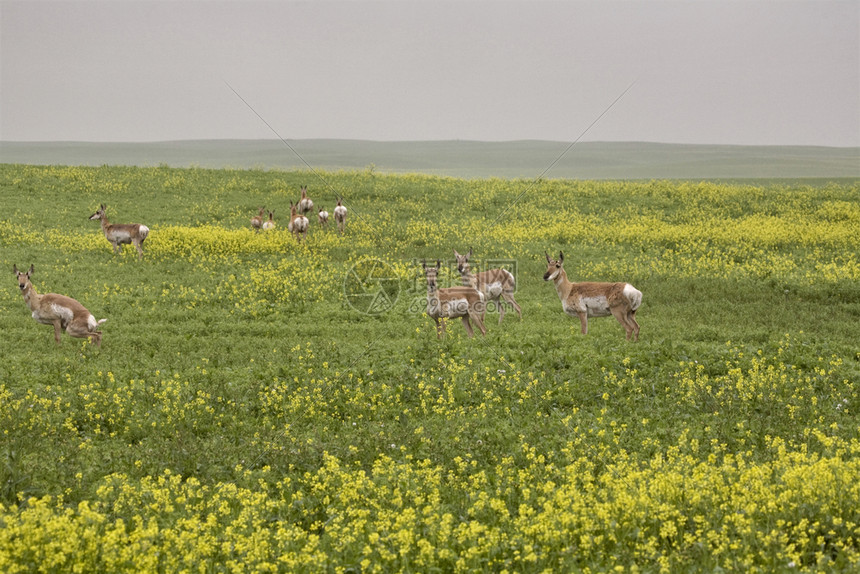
[250,207,266,231]
[88,204,149,260]
[543,251,642,341]
[288,202,309,242]
[262,210,276,231]
[333,198,347,235]
[423,260,487,339]
[13,264,106,346]
[298,185,314,215]
[454,247,522,325]
[317,207,329,228]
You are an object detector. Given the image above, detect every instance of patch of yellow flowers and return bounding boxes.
[2,337,858,572]
[1,441,857,573]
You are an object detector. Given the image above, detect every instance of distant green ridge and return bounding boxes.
[1,139,858,179]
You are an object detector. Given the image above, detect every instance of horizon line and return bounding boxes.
[2,139,859,150]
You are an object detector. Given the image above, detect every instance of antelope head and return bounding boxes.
[89,204,107,221]
[453,247,473,274]
[543,251,564,281]
[13,264,34,291]
[422,260,442,291]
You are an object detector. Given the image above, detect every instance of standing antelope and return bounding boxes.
[423,260,487,339]
[298,185,314,215]
[288,202,309,242]
[262,210,276,231]
[333,198,347,235]
[250,207,266,231]
[88,204,149,260]
[317,207,329,228]
[454,247,522,325]
[543,251,642,341]
[14,264,106,346]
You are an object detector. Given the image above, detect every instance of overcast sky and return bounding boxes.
[2,0,858,146]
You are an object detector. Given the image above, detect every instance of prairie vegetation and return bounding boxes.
[1,164,858,572]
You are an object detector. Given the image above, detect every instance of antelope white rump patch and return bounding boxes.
[623,284,643,310]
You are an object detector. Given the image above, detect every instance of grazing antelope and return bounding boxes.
[262,210,276,231]
[333,198,347,235]
[250,207,266,231]
[543,251,642,341]
[88,204,149,260]
[317,207,329,228]
[298,185,314,215]
[454,247,522,325]
[288,202,309,242]
[423,260,487,339]
[13,264,106,346]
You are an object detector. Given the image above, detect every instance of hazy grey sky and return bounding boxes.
[2,0,858,146]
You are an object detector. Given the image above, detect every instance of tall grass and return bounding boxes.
[1,164,858,572]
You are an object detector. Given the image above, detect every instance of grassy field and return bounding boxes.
[1,163,859,572]
[2,139,859,179]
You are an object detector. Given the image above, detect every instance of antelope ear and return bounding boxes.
[453,249,459,257]
[558,251,564,263]
[545,250,551,264]
[468,247,473,258]
[28,264,34,275]
[435,260,441,270]
[13,264,18,275]
[422,259,427,270]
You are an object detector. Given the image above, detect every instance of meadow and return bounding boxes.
[0,163,858,573]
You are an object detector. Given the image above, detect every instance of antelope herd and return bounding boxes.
[252,187,346,241]
[454,248,521,325]
[14,185,643,346]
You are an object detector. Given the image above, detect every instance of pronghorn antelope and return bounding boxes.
[543,251,642,341]
[423,260,487,339]
[13,265,106,346]
[262,210,276,231]
[288,202,309,242]
[88,204,150,260]
[298,185,314,215]
[250,207,266,231]
[317,207,329,228]
[333,198,347,235]
[454,247,522,325]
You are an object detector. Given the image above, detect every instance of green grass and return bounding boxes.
[0,164,859,572]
